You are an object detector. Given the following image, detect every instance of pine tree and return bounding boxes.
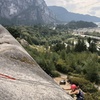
[88,41,97,53]
[74,39,87,52]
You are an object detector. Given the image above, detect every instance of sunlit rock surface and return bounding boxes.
[0,25,73,100]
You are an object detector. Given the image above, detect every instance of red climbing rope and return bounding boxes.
[0,73,16,80]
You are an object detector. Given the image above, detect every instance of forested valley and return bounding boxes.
[6,22,100,99]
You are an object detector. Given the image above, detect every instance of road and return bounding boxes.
[73,33,100,40]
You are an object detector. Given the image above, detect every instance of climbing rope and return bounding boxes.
[0,73,16,80]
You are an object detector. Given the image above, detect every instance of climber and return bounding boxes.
[64,84,84,100]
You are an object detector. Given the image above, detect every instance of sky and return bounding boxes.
[44,0,100,18]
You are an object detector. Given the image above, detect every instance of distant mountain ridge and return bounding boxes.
[49,6,100,23]
[0,0,56,25]
[1,1,100,25]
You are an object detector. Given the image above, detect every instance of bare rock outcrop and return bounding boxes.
[0,25,73,100]
[0,0,56,25]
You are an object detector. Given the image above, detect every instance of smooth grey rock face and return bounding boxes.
[0,0,56,24]
[0,25,73,100]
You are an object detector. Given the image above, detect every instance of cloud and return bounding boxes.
[44,0,100,17]
[90,7,100,17]
[91,7,100,11]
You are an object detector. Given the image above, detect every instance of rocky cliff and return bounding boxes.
[0,0,56,25]
[0,25,72,100]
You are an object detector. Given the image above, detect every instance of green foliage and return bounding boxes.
[56,21,97,29]
[51,71,60,77]
[92,91,100,100]
[66,44,72,53]
[6,27,21,38]
[18,28,100,84]
[88,41,97,53]
[74,39,87,52]
[85,59,99,83]
[74,21,97,28]
[24,45,59,77]
[84,93,94,100]
[84,91,100,100]
[56,58,71,73]
[51,43,65,52]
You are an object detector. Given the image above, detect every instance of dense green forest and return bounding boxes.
[56,21,97,29]
[6,25,100,99]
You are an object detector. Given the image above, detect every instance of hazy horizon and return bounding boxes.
[45,0,100,18]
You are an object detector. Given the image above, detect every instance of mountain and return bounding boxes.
[0,0,56,25]
[0,24,73,100]
[49,6,100,23]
